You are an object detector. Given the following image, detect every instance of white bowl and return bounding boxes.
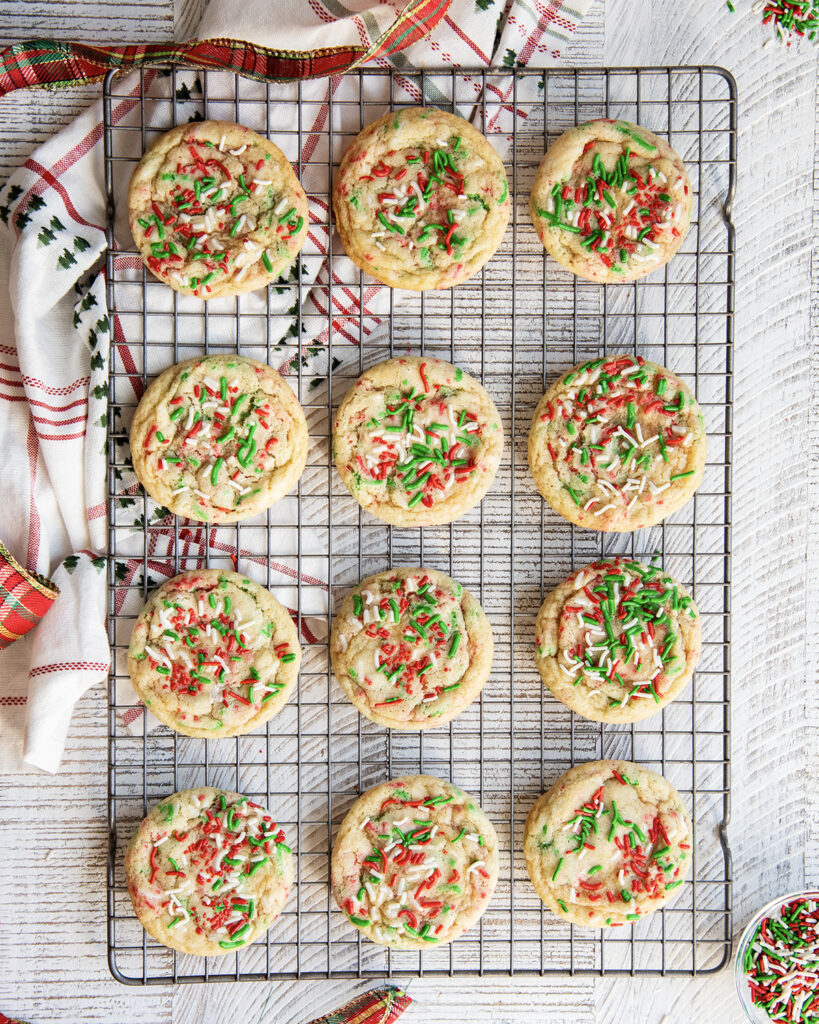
[734,889,819,1023]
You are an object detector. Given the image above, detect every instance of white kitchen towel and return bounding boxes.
[0,0,592,771]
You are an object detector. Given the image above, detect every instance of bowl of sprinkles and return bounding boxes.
[735,891,819,1022]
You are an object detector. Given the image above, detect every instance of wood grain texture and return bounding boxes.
[0,0,817,1021]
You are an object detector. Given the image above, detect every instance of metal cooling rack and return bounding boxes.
[103,65,735,984]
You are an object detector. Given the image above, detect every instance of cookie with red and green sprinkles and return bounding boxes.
[523,760,693,928]
[528,355,706,532]
[333,356,504,527]
[333,108,510,291]
[130,354,308,524]
[331,775,498,948]
[530,119,692,283]
[128,120,308,299]
[535,558,701,723]
[125,787,294,956]
[330,567,493,730]
[128,569,301,737]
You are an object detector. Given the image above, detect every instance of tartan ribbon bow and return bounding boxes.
[0,0,450,97]
[0,541,59,650]
[305,986,412,1024]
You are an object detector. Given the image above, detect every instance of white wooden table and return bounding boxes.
[0,1,816,1021]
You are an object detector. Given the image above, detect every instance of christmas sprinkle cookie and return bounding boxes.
[128,569,301,737]
[130,354,308,524]
[333,357,503,527]
[331,775,498,948]
[534,558,700,723]
[523,760,692,928]
[128,119,308,299]
[530,119,692,283]
[528,355,706,532]
[333,108,510,290]
[125,787,293,956]
[330,567,493,730]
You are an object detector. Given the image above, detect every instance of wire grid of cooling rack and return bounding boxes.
[103,65,735,984]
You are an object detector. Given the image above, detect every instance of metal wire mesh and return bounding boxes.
[103,65,735,984]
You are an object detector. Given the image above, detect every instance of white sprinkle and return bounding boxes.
[144,644,171,667]
[274,197,290,215]
[467,860,485,874]
[172,485,189,495]
[218,134,226,152]
[228,144,248,156]
[594,503,616,517]
[154,835,170,847]
[194,489,208,499]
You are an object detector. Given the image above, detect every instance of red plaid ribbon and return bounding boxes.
[0,540,59,650]
[0,0,450,97]
[305,986,411,1024]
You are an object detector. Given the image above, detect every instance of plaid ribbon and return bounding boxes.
[0,0,450,97]
[304,986,411,1024]
[0,1013,33,1023]
[0,540,59,650]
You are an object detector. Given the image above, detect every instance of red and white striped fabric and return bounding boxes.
[0,0,592,771]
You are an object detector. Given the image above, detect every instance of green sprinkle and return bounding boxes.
[552,857,564,881]
[245,857,269,876]
[670,470,696,481]
[261,251,273,273]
